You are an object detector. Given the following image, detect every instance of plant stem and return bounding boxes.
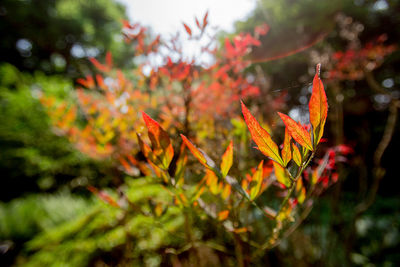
[234,233,246,267]
[183,208,201,264]
[275,151,315,217]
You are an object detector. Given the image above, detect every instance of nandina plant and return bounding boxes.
[101,63,347,266]
[40,15,348,264]
[41,12,267,162]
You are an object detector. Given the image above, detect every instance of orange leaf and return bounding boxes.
[89,57,109,72]
[76,78,88,88]
[96,74,106,90]
[177,193,188,207]
[127,154,152,176]
[233,227,247,234]
[180,134,208,168]
[136,134,152,158]
[89,188,119,208]
[142,112,174,169]
[309,64,328,146]
[205,169,219,194]
[137,134,167,182]
[195,17,201,29]
[249,160,264,200]
[136,133,158,164]
[203,11,209,29]
[105,51,113,68]
[220,141,233,177]
[281,128,292,166]
[183,23,192,36]
[278,112,313,151]
[221,184,231,200]
[218,210,230,221]
[119,157,131,172]
[241,101,284,165]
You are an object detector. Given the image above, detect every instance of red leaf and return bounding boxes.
[309,64,328,145]
[76,78,88,88]
[183,23,192,36]
[195,17,201,29]
[254,23,270,36]
[241,101,284,165]
[89,57,109,72]
[96,74,106,90]
[121,19,130,29]
[278,112,313,151]
[203,11,209,29]
[77,75,95,89]
[225,38,235,58]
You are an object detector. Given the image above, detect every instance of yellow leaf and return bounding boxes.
[249,160,264,200]
[273,162,291,188]
[220,141,233,177]
[291,142,302,166]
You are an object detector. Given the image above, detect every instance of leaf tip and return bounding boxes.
[316,63,321,78]
[141,111,149,120]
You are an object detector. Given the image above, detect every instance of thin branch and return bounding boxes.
[355,100,398,215]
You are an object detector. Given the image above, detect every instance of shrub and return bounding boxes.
[36,14,346,265]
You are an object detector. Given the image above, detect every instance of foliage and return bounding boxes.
[0,192,92,241]
[0,63,112,201]
[0,192,93,266]
[40,14,265,162]
[1,0,400,266]
[20,179,185,267]
[233,0,400,265]
[33,13,346,265]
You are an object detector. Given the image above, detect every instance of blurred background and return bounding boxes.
[0,0,399,266]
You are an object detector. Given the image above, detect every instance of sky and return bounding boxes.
[117,0,257,66]
[118,0,257,37]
